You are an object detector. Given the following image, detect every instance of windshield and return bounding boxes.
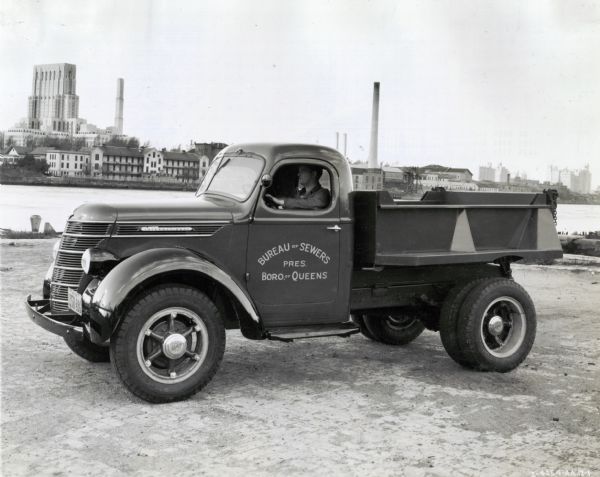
[196,154,264,201]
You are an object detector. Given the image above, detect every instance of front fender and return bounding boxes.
[88,248,260,341]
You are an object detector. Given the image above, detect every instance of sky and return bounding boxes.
[1,0,599,188]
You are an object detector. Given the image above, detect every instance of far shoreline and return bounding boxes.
[0,176,198,192]
[2,178,599,205]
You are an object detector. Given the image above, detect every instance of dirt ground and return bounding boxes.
[1,239,599,477]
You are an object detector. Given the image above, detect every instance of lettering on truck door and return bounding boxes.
[246,161,344,327]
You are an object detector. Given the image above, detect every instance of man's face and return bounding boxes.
[298,166,315,187]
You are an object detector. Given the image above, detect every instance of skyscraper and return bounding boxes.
[27,63,80,133]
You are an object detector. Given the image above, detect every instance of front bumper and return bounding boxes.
[25,295,84,340]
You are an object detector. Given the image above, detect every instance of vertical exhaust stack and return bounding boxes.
[368,82,380,168]
[114,78,124,135]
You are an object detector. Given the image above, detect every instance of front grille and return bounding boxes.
[50,220,112,313]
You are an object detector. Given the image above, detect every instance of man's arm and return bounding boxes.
[264,194,284,207]
[284,188,330,209]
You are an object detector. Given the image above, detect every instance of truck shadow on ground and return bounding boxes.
[208,332,536,399]
[38,332,537,405]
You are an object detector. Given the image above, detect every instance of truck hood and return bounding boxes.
[70,196,235,223]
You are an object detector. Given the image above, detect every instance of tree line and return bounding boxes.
[4,135,141,151]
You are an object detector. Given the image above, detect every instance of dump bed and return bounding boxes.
[352,189,563,267]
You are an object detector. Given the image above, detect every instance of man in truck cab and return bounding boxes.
[265,164,331,209]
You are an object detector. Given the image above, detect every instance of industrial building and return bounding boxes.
[4,63,127,148]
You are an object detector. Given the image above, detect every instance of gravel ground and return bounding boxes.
[1,239,599,477]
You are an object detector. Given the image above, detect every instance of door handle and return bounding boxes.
[327,225,342,232]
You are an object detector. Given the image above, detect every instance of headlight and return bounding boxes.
[52,240,60,260]
[81,248,118,276]
[81,249,91,274]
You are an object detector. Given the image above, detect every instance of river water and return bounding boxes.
[1,184,599,234]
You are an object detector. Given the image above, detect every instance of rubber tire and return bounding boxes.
[64,333,110,363]
[456,278,536,372]
[110,285,225,403]
[439,277,503,368]
[362,312,426,345]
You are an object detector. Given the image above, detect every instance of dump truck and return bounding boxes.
[26,143,563,403]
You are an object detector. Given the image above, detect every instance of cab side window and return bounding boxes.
[264,164,332,211]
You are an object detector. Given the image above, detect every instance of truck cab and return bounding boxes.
[26,143,562,403]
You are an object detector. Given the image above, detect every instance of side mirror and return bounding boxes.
[261,174,273,188]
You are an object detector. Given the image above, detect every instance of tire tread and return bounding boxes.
[439,277,504,368]
[457,279,536,372]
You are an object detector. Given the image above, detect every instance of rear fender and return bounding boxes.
[88,248,261,342]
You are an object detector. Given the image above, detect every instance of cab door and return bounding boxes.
[245,160,346,328]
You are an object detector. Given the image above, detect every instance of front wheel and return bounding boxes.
[457,279,536,372]
[110,285,225,403]
[362,311,426,345]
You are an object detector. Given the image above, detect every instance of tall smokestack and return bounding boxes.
[343,133,347,157]
[368,82,380,168]
[336,132,339,150]
[114,78,124,135]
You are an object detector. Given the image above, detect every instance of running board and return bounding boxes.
[266,323,360,342]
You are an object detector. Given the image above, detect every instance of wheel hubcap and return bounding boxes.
[136,307,209,384]
[385,315,416,330]
[487,315,504,336]
[163,334,188,359]
[480,296,526,358]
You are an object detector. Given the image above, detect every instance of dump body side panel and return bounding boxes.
[352,190,562,268]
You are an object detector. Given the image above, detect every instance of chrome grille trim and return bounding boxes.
[53,265,82,271]
[59,235,106,251]
[62,233,111,238]
[113,222,226,237]
[52,268,84,283]
[112,234,219,238]
[51,284,70,300]
[52,281,81,287]
[51,302,70,312]
[64,221,113,235]
[55,257,81,266]
[115,220,230,224]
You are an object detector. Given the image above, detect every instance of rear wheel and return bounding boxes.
[64,332,110,363]
[456,279,536,372]
[351,314,377,341]
[439,278,502,367]
[362,311,426,345]
[110,285,225,403]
